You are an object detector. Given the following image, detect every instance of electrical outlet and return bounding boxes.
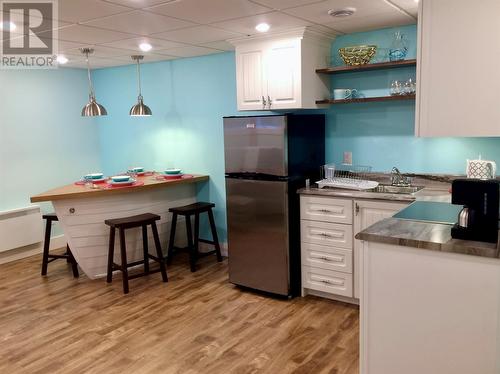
[343,151,353,165]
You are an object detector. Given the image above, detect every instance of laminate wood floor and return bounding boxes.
[0,251,359,374]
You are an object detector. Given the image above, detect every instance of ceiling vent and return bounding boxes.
[328,7,356,17]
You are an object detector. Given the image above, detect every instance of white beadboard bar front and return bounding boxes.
[30,175,208,279]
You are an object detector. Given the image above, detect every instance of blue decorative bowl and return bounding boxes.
[111,175,131,182]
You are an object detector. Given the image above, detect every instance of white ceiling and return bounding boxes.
[1,0,418,69]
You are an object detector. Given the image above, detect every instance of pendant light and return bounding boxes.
[81,48,107,117]
[130,55,152,116]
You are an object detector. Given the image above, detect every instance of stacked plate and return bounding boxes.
[83,173,107,183]
[109,175,136,186]
[162,168,183,179]
[127,166,146,176]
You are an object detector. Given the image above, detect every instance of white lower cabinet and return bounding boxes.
[300,220,353,249]
[300,195,409,303]
[353,200,408,299]
[301,242,353,273]
[302,266,353,298]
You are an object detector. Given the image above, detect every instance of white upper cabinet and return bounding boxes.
[231,28,333,111]
[416,0,500,136]
[266,38,301,110]
[236,48,266,111]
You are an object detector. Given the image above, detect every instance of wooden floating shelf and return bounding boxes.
[316,94,416,105]
[316,59,417,75]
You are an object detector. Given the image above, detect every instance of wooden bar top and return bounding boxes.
[30,174,209,203]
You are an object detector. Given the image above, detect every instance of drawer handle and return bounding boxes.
[319,256,342,262]
[320,278,343,286]
[317,209,332,213]
[320,232,341,238]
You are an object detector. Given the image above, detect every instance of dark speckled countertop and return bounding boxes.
[298,172,453,202]
[297,186,451,203]
[355,202,500,259]
[300,173,500,259]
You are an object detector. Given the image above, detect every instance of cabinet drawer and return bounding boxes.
[300,220,353,249]
[301,242,352,273]
[302,266,353,297]
[300,196,353,224]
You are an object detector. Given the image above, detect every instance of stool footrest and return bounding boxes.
[48,254,69,260]
[128,267,164,280]
[198,250,217,258]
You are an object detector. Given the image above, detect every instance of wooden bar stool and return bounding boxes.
[167,202,223,272]
[105,213,168,294]
[41,213,79,278]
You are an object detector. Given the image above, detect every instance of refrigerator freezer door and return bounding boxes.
[224,116,287,177]
[226,178,290,295]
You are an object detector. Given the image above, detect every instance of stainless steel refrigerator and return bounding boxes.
[224,114,325,297]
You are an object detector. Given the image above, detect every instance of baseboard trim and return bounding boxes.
[0,235,66,265]
[302,288,359,305]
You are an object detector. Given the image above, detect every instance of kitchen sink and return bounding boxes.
[371,184,424,194]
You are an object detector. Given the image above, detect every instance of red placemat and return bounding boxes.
[74,179,108,186]
[155,174,194,181]
[123,171,155,177]
[104,181,145,189]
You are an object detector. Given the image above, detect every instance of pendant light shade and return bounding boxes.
[81,48,107,117]
[82,97,108,116]
[130,55,152,116]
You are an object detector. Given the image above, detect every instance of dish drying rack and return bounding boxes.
[317,164,379,190]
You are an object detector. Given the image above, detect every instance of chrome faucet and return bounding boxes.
[391,167,412,187]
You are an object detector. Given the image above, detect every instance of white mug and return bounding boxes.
[333,88,357,100]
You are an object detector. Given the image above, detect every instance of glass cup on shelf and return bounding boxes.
[404,78,416,95]
[390,80,403,96]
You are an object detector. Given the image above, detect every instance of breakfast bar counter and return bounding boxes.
[31,174,208,202]
[30,174,209,279]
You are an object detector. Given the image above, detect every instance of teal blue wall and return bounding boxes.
[0,69,101,218]
[93,53,241,242]
[326,25,500,172]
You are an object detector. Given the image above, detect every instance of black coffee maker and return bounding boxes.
[451,179,500,243]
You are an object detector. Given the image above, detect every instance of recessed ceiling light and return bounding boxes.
[139,42,152,52]
[255,23,270,33]
[56,55,68,64]
[0,21,16,31]
[328,7,356,17]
